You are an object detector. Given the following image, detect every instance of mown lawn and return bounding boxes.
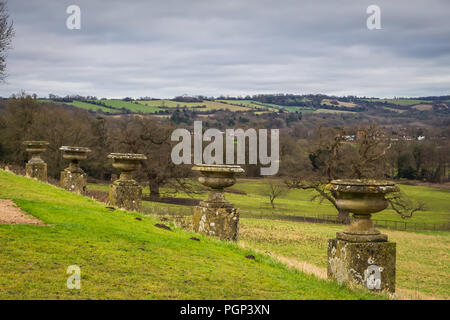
[0,170,382,300]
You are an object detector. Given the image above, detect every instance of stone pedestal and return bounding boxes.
[327,239,396,293]
[23,141,49,182]
[60,167,87,194]
[109,179,142,211]
[26,162,47,182]
[191,164,244,241]
[107,153,147,212]
[59,146,91,194]
[193,196,239,241]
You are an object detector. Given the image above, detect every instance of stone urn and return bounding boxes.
[23,141,49,181]
[192,164,244,241]
[193,164,244,206]
[107,153,147,211]
[326,179,399,242]
[108,153,147,181]
[59,146,91,194]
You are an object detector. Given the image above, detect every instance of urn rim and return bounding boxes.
[59,146,92,153]
[107,153,147,161]
[192,164,244,174]
[326,179,399,194]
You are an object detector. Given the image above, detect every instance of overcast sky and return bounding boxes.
[1,0,449,98]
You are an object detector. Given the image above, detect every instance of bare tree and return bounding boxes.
[284,124,423,223]
[261,180,288,209]
[0,0,14,81]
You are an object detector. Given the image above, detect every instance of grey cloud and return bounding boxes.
[1,0,449,98]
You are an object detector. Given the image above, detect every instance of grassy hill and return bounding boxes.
[0,169,381,299]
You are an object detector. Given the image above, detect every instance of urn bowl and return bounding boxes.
[108,153,147,172]
[192,164,244,190]
[60,146,91,161]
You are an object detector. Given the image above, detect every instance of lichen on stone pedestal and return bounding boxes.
[25,162,47,182]
[107,153,147,212]
[328,239,396,293]
[109,180,142,211]
[193,198,239,241]
[23,141,49,182]
[59,146,91,194]
[60,168,87,194]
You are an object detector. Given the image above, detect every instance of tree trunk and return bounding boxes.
[149,180,160,199]
[337,209,350,224]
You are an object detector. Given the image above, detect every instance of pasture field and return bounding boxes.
[137,99,251,111]
[239,218,449,299]
[363,99,432,106]
[0,169,381,299]
[64,101,116,114]
[91,99,162,113]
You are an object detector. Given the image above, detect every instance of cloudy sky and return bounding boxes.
[1,0,449,98]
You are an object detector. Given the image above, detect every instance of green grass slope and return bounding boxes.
[0,170,381,299]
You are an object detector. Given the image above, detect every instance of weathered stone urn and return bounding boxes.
[23,141,49,181]
[192,164,244,241]
[108,153,147,211]
[59,146,91,194]
[326,179,399,293]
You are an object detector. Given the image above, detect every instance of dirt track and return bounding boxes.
[0,199,44,225]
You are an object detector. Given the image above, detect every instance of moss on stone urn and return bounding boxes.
[326,179,399,242]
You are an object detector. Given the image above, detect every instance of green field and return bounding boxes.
[138,99,251,112]
[64,101,116,114]
[92,99,163,113]
[363,99,432,107]
[0,170,381,299]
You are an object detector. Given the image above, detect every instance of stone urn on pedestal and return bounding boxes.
[326,179,399,293]
[108,153,147,211]
[23,141,49,181]
[192,164,244,241]
[59,146,91,194]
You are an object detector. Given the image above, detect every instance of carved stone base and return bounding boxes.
[109,180,142,211]
[25,162,47,182]
[328,239,396,293]
[60,169,87,194]
[193,203,239,241]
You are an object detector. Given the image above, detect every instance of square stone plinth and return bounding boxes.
[60,170,87,194]
[327,239,396,293]
[26,162,47,182]
[193,205,239,241]
[109,180,142,211]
